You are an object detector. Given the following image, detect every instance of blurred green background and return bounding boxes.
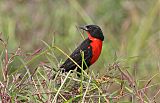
[0,0,160,102]
[0,0,160,80]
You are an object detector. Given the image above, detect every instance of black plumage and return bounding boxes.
[60,38,92,73]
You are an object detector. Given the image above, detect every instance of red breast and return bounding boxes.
[87,32,103,64]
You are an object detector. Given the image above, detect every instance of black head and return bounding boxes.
[79,25,104,41]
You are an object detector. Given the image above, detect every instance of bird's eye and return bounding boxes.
[87,26,92,29]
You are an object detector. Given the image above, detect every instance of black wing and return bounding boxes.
[60,38,92,72]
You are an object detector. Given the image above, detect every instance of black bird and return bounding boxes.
[60,25,104,75]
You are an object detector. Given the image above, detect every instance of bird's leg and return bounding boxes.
[76,68,82,77]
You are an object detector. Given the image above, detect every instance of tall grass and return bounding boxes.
[0,0,160,102]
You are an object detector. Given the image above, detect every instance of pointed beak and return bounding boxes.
[79,26,88,31]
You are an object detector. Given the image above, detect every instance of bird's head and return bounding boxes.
[79,25,104,41]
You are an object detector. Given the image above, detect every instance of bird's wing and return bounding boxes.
[60,38,92,72]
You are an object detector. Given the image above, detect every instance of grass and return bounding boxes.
[0,37,160,102]
[0,0,160,102]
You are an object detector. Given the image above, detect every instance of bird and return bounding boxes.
[60,25,104,76]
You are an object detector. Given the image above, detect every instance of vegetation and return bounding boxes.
[0,0,160,102]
